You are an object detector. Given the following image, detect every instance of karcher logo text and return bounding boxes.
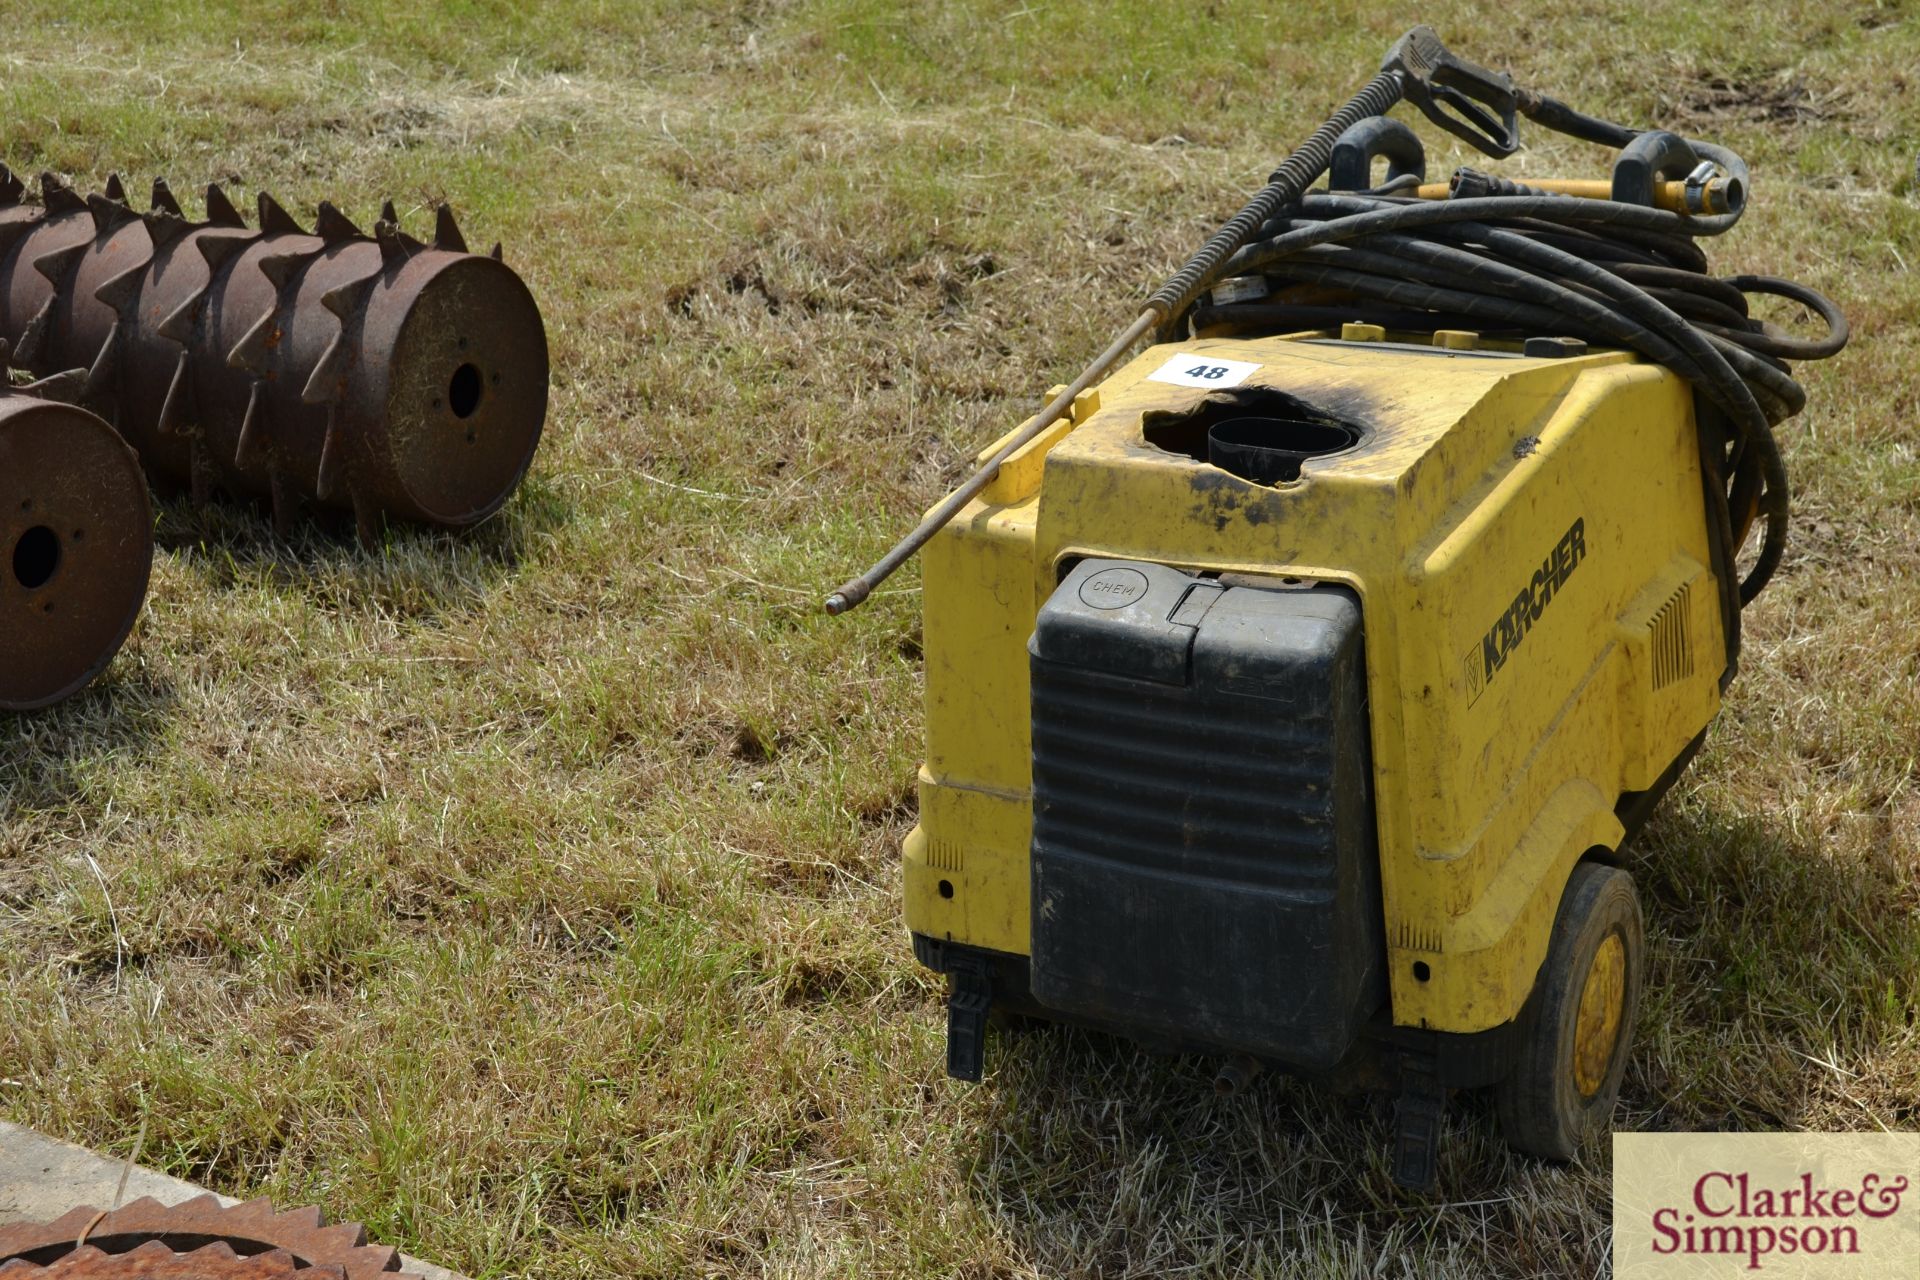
[1466,516,1586,705]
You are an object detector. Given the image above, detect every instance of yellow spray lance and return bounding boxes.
[824,27,1524,614]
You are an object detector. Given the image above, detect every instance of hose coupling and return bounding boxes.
[1682,160,1744,216]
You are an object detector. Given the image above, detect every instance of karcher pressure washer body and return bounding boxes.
[829,29,1844,1189]
[906,319,1724,1180]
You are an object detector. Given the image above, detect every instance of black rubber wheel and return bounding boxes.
[1495,861,1644,1160]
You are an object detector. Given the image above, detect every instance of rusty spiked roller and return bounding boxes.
[0,1193,423,1277]
[0,164,548,540]
[0,347,152,711]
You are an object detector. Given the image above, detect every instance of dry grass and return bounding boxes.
[1,2,1916,1277]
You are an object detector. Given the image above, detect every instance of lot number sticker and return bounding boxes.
[1146,354,1262,389]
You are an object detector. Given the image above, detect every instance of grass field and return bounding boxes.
[1,1,1916,1276]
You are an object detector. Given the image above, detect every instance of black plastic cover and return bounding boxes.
[1028,558,1386,1069]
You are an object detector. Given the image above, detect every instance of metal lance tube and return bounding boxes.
[822,309,1158,615]
[822,71,1411,614]
[0,360,151,711]
[825,26,1523,613]
[0,167,548,541]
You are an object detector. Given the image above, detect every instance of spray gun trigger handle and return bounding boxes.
[1384,26,1522,160]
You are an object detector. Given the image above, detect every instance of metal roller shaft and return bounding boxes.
[0,166,549,539]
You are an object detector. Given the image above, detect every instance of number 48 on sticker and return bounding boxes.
[1146,354,1262,390]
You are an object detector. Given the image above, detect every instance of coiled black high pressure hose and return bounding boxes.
[1187,177,1848,613]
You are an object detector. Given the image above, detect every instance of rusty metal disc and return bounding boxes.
[357,250,548,527]
[0,390,151,710]
[0,1239,326,1277]
[0,1195,414,1280]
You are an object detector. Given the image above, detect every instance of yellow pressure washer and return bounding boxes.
[827,28,1846,1188]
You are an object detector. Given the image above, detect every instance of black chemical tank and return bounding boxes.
[1027,557,1387,1069]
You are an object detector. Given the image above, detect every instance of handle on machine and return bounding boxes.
[1328,117,1428,191]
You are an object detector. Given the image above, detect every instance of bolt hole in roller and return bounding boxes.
[827,29,1846,1189]
[448,360,484,421]
[11,524,59,589]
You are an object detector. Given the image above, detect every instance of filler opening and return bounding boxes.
[1143,386,1365,485]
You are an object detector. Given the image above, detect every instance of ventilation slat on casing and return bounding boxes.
[1650,581,1694,691]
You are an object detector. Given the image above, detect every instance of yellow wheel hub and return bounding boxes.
[1572,932,1627,1097]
